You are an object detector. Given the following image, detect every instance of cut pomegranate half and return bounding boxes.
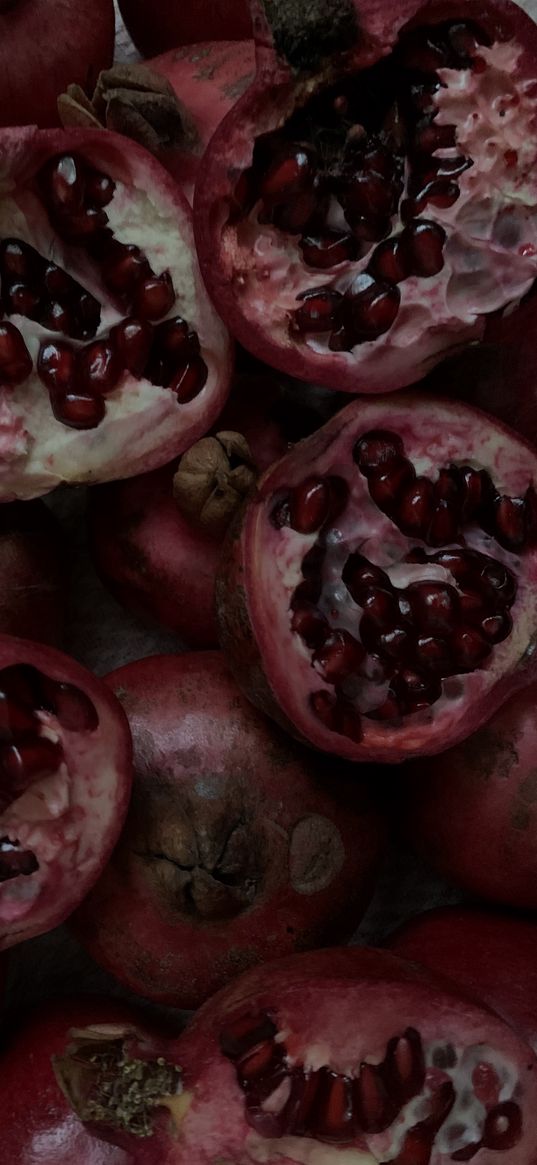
[194,0,537,393]
[0,634,132,949]
[216,394,537,762]
[57,948,537,1163]
[0,127,231,501]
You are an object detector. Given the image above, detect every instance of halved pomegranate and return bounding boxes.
[0,634,131,949]
[389,907,537,1053]
[194,0,537,393]
[0,127,231,501]
[72,651,383,1006]
[55,948,537,1163]
[216,394,537,762]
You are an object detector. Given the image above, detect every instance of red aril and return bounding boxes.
[389,907,537,1054]
[0,0,114,128]
[216,394,537,762]
[0,501,65,646]
[72,652,384,1007]
[0,634,132,949]
[55,947,537,1163]
[194,0,537,393]
[397,679,537,908]
[118,0,251,56]
[0,127,231,501]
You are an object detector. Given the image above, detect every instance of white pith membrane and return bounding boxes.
[177,974,537,1164]
[0,667,126,949]
[225,34,537,392]
[242,397,537,761]
[0,130,230,501]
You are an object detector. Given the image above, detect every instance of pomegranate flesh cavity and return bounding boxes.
[216,394,537,762]
[195,0,537,392]
[73,652,383,1007]
[0,500,65,646]
[64,948,537,1163]
[0,634,131,949]
[389,907,537,1053]
[398,678,537,907]
[0,128,231,501]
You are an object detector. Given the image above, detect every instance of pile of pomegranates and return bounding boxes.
[4,2,537,1163]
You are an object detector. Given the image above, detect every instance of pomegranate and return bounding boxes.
[0,0,114,129]
[216,393,537,762]
[72,651,384,1007]
[396,678,537,908]
[0,126,231,502]
[2,997,143,1164]
[87,374,334,647]
[0,500,65,646]
[194,0,537,393]
[55,947,537,1163]
[0,633,132,949]
[389,907,537,1053]
[118,0,251,56]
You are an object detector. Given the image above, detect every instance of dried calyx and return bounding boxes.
[173,431,257,535]
[58,64,191,154]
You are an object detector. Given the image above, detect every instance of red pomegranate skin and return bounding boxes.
[0,0,114,128]
[72,651,384,1008]
[88,374,293,647]
[0,501,65,646]
[2,998,136,1164]
[194,0,537,394]
[118,0,251,57]
[0,634,132,950]
[398,681,537,909]
[388,907,537,1053]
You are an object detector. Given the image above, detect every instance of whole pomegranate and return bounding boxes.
[2,997,140,1164]
[0,500,65,646]
[389,907,537,1053]
[216,393,537,762]
[72,652,384,1007]
[397,679,537,909]
[55,947,537,1162]
[0,0,114,128]
[118,0,251,56]
[194,0,537,393]
[0,126,231,501]
[0,634,132,949]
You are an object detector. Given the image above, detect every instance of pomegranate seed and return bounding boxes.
[341,273,401,342]
[284,1071,324,1137]
[368,237,410,283]
[0,664,45,709]
[406,582,460,637]
[85,170,115,207]
[293,576,322,605]
[493,495,527,551]
[311,1069,354,1143]
[0,322,32,385]
[0,694,36,741]
[427,500,460,545]
[133,271,175,321]
[291,602,329,649]
[51,390,106,430]
[43,263,73,297]
[417,636,451,674]
[343,171,397,220]
[399,29,450,72]
[395,476,435,538]
[448,21,489,62]
[403,220,446,277]
[301,544,326,577]
[392,668,442,713]
[289,477,331,534]
[459,589,487,623]
[6,282,41,317]
[78,340,122,396]
[71,291,101,341]
[300,232,358,269]
[0,238,38,280]
[413,122,457,154]
[260,144,316,203]
[481,611,513,644]
[56,206,109,241]
[377,625,413,663]
[452,626,491,671]
[483,1101,522,1151]
[310,689,338,731]
[154,315,198,363]
[344,214,391,245]
[237,1040,281,1084]
[368,458,416,512]
[353,430,403,475]
[367,694,401,721]
[361,587,398,627]
[171,357,208,403]
[271,186,322,233]
[220,1013,277,1061]
[334,698,363,743]
[314,631,365,682]
[354,1062,394,1133]
[101,242,152,295]
[293,289,342,334]
[37,341,76,393]
[41,153,85,214]
[43,681,99,732]
[0,839,39,882]
[111,317,153,377]
[342,554,391,603]
[478,558,517,607]
[0,736,63,792]
[40,299,74,333]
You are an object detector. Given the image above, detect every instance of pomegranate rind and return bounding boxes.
[173,946,537,1165]
[0,500,65,646]
[72,651,383,1006]
[389,907,537,1053]
[216,393,537,762]
[194,0,537,393]
[0,126,232,501]
[0,634,132,950]
[118,0,252,57]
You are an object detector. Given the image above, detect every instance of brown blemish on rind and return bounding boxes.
[262,0,359,73]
